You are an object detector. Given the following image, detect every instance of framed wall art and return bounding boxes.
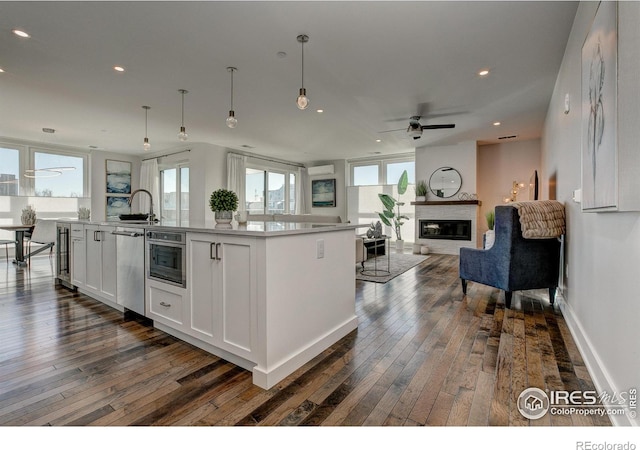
[581,1,617,211]
[105,195,130,219]
[311,178,336,208]
[106,159,132,194]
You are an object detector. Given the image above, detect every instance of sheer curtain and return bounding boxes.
[139,159,159,218]
[227,153,246,211]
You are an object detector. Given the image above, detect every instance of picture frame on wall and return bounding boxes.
[581,0,617,211]
[106,159,132,194]
[311,179,336,207]
[105,195,131,219]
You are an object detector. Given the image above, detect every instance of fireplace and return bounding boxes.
[419,219,472,241]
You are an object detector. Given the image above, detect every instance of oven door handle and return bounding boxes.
[215,243,221,261]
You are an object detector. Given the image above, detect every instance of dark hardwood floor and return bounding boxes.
[0,253,610,427]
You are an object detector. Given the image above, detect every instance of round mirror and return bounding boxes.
[429,167,462,198]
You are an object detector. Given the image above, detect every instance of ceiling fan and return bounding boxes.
[380,103,457,140]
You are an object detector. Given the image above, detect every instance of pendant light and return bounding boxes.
[226,67,238,128]
[178,89,189,141]
[142,105,151,151]
[296,34,309,110]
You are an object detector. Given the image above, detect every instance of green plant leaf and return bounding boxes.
[378,193,396,210]
[378,213,391,226]
[383,210,395,219]
[397,170,409,195]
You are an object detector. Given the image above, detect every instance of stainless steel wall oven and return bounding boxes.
[146,230,186,288]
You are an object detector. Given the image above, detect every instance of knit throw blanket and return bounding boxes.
[511,200,565,239]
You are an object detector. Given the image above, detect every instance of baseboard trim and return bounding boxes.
[556,294,638,426]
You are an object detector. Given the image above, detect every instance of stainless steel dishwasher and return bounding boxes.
[113,226,146,315]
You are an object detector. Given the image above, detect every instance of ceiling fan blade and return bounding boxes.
[378,128,406,133]
[421,124,456,130]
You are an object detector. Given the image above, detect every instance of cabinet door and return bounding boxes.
[187,234,216,342]
[71,238,86,288]
[84,225,102,294]
[215,236,256,360]
[100,226,117,301]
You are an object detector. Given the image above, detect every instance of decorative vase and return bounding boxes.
[215,210,233,224]
[421,245,430,255]
[416,196,426,202]
[395,239,404,252]
[412,243,422,254]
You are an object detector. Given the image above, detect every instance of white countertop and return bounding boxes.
[58,219,365,237]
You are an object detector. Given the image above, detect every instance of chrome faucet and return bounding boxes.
[129,189,155,222]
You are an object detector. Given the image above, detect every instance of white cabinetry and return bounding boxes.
[83,224,117,305]
[187,233,257,361]
[70,224,86,288]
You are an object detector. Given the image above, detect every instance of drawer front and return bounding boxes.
[148,285,184,325]
[70,226,84,238]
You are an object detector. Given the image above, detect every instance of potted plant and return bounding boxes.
[415,179,428,202]
[484,210,495,249]
[378,170,409,251]
[21,205,36,225]
[209,189,239,224]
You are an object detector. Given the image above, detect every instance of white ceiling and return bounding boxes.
[0,1,578,164]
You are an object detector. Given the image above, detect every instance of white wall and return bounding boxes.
[90,150,141,222]
[307,159,347,221]
[415,141,477,200]
[542,2,640,426]
[477,139,541,235]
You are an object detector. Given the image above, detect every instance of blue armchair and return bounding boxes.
[459,205,561,308]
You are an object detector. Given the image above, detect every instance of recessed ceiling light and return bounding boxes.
[316,109,324,113]
[42,128,55,133]
[0,68,4,73]
[478,69,490,77]
[12,29,30,38]
[493,121,501,126]
[113,66,125,72]
[88,145,98,149]
[277,51,287,58]
[375,139,382,143]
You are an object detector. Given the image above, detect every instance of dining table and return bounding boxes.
[0,224,35,266]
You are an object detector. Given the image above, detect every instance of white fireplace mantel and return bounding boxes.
[414,201,481,255]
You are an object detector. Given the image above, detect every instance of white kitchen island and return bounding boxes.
[145,221,359,390]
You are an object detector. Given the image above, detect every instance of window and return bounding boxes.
[352,164,380,186]
[347,155,416,243]
[0,147,20,196]
[160,165,189,226]
[385,160,415,185]
[245,166,297,215]
[349,157,415,187]
[33,150,85,197]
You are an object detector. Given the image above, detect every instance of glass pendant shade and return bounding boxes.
[296,35,310,110]
[297,88,309,110]
[226,67,238,128]
[226,110,237,128]
[178,89,188,141]
[178,126,188,141]
[142,105,151,151]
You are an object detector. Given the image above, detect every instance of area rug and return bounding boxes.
[356,252,430,283]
